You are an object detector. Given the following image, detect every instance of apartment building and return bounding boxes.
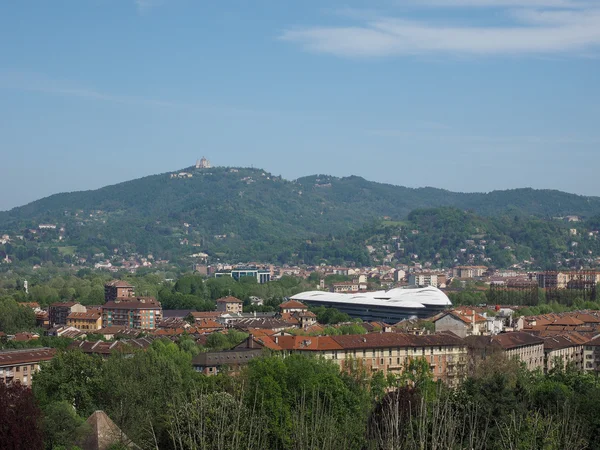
[49,302,86,326]
[492,332,545,371]
[253,332,468,387]
[104,280,135,302]
[279,300,308,314]
[543,335,585,373]
[433,310,487,338]
[101,297,162,330]
[408,272,438,288]
[583,334,600,372]
[0,348,56,386]
[452,266,487,279]
[331,282,359,293]
[216,296,243,314]
[66,310,103,331]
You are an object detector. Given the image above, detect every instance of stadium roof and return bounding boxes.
[290,286,452,310]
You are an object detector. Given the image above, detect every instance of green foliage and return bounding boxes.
[24,338,600,449]
[203,330,248,351]
[33,350,104,416]
[0,297,36,334]
[311,306,352,325]
[41,401,90,450]
[3,166,600,267]
[242,354,371,448]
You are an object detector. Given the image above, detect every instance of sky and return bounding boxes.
[1,0,599,211]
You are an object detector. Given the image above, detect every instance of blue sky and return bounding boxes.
[1,0,599,211]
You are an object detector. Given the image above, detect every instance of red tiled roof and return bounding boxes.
[0,348,56,366]
[279,300,308,309]
[332,332,464,350]
[191,311,222,319]
[102,297,161,310]
[196,319,223,329]
[552,316,584,326]
[13,332,39,342]
[492,332,544,350]
[67,311,101,320]
[216,296,243,303]
[268,335,342,351]
[434,310,486,324]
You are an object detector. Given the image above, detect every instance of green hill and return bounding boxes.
[1,166,599,267]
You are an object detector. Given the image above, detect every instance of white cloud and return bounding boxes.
[414,0,590,7]
[281,4,600,57]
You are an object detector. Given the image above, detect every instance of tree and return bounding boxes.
[42,401,90,449]
[0,297,36,334]
[0,382,44,450]
[33,350,104,416]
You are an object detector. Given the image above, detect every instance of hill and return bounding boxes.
[1,166,600,267]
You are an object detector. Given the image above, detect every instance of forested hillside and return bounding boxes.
[1,166,600,267]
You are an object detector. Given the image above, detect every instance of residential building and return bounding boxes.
[216,296,243,314]
[543,335,584,373]
[104,280,135,302]
[279,300,308,314]
[70,337,155,357]
[49,302,86,326]
[465,332,545,372]
[331,282,359,293]
[452,266,487,279]
[194,338,263,375]
[536,272,570,289]
[0,348,56,386]
[101,297,162,329]
[492,332,545,371]
[408,273,439,288]
[433,310,487,338]
[67,310,103,331]
[254,332,468,387]
[583,334,600,373]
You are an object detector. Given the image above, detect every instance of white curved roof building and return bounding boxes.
[290,286,452,322]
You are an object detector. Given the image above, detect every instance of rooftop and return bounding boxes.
[0,348,56,367]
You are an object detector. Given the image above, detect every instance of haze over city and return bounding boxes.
[1,0,599,210]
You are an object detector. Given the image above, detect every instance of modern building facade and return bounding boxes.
[408,273,439,288]
[291,286,452,322]
[215,268,271,284]
[101,297,162,329]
